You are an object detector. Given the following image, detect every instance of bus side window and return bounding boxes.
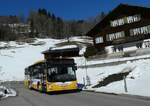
[68,67,75,75]
[73,66,77,70]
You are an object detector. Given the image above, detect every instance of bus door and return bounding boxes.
[41,68,47,92]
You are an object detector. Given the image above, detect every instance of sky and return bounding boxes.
[0,0,150,20]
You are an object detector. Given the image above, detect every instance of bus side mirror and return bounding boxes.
[74,66,77,70]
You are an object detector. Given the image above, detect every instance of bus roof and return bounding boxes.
[33,60,45,65]
[26,60,45,68]
[42,47,80,59]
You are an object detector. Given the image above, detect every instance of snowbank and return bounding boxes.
[0,86,17,99]
[51,45,77,50]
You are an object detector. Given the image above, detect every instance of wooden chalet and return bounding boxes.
[87,4,150,54]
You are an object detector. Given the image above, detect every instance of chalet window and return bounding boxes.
[130,25,150,36]
[95,36,103,44]
[127,15,141,24]
[110,19,124,27]
[148,25,150,33]
[106,31,125,41]
[111,20,118,27]
[133,28,141,35]
[134,15,141,22]
[110,14,141,27]
[118,19,125,26]
[107,33,115,41]
[141,26,148,34]
[127,16,134,23]
[130,30,134,36]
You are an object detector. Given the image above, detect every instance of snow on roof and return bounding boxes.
[51,45,78,50]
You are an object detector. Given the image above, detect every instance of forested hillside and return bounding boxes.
[0,8,106,41]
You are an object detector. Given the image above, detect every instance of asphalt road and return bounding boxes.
[1,82,150,106]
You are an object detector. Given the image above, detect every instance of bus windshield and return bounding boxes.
[47,66,76,82]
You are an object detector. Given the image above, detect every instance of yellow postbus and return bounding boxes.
[24,58,78,92]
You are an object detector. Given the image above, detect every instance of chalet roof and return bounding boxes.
[86,4,150,36]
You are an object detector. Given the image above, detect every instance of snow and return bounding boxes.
[4,88,17,98]
[79,46,86,56]
[0,37,86,81]
[105,39,150,54]
[0,42,7,48]
[51,45,77,50]
[0,86,16,98]
[0,91,5,97]
[76,54,150,66]
[69,36,93,44]
[76,61,133,84]
[76,59,150,97]
[0,38,61,81]
[1,36,150,97]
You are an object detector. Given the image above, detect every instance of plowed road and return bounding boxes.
[1,83,150,106]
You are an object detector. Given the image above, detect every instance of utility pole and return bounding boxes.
[84,58,91,86]
[83,77,86,89]
[0,67,2,86]
[123,76,128,92]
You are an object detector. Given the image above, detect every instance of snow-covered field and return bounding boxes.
[0,38,61,81]
[0,37,150,97]
[0,37,91,81]
[77,59,150,97]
